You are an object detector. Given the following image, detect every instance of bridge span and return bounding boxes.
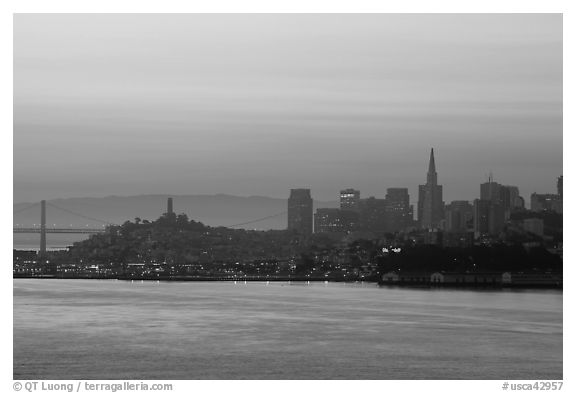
[14,200,111,255]
[13,228,105,234]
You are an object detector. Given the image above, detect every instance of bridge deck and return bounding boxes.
[13,228,106,234]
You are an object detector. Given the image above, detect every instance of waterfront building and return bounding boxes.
[417,148,444,229]
[287,188,313,235]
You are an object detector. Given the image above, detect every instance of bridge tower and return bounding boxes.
[40,200,46,256]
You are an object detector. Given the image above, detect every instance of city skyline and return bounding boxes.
[14,14,562,204]
[12,147,563,210]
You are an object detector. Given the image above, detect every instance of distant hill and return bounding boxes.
[13,194,338,230]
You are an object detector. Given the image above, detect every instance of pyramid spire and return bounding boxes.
[426,148,437,185]
[428,148,436,174]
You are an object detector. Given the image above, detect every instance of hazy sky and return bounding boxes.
[14,14,562,204]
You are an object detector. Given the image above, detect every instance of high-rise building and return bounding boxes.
[473,199,490,236]
[503,185,524,212]
[417,148,444,229]
[384,188,413,232]
[478,176,510,227]
[358,197,387,235]
[287,189,313,235]
[314,208,357,234]
[473,198,505,236]
[480,177,503,203]
[558,175,563,198]
[481,177,523,219]
[340,189,360,211]
[475,177,509,236]
[445,201,473,232]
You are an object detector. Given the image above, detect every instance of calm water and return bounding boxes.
[13,279,562,379]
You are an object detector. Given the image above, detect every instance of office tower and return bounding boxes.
[314,208,357,234]
[480,176,503,203]
[478,176,509,229]
[499,186,512,219]
[558,176,563,198]
[530,193,562,214]
[287,189,313,235]
[340,189,360,211]
[474,198,505,236]
[480,178,521,215]
[417,148,444,229]
[445,201,473,232]
[358,197,387,235]
[502,185,524,211]
[473,199,490,236]
[384,188,412,232]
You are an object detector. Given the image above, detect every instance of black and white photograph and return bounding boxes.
[8,7,569,388]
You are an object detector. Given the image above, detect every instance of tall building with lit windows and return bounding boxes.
[314,208,357,234]
[340,189,360,211]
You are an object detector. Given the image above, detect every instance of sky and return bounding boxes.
[13,13,562,204]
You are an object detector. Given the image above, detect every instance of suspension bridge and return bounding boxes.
[13,200,110,255]
[14,198,287,255]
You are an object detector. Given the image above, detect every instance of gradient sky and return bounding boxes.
[14,14,562,204]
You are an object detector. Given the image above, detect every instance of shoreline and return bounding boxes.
[12,275,563,289]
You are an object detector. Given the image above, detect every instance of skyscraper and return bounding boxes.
[558,175,563,198]
[358,197,387,235]
[417,148,444,229]
[480,177,522,219]
[480,177,503,203]
[445,200,473,233]
[340,189,360,211]
[473,198,505,236]
[473,199,491,236]
[475,177,507,236]
[287,189,313,235]
[314,208,357,234]
[503,185,524,211]
[384,188,413,232]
